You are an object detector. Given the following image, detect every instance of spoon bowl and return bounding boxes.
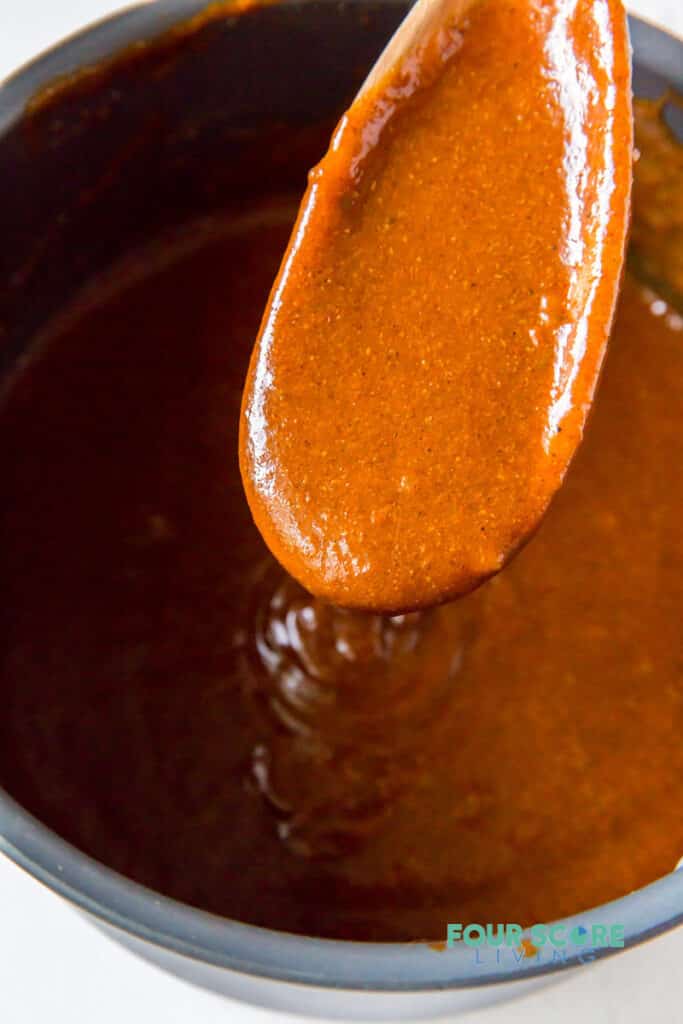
[240,0,633,612]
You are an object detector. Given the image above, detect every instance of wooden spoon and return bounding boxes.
[240,0,633,613]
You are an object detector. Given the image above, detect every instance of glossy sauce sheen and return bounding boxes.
[240,0,632,611]
[0,102,681,941]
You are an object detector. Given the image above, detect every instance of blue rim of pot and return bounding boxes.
[0,0,681,992]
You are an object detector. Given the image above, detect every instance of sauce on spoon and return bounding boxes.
[240,0,632,612]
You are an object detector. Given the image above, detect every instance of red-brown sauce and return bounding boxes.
[0,100,681,941]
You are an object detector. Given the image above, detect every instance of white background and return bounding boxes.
[0,2,681,1022]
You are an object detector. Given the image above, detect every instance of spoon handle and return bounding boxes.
[356,0,483,100]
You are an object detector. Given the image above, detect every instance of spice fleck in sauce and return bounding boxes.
[240,0,632,611]
[0,100,680,941]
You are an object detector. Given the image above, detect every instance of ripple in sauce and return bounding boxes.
[0,99,681,941]
[240,0,632,612]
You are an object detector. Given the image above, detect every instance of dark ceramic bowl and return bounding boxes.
[0,3,681,1019]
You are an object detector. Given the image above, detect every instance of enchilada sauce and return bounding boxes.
[240,0,632,612]
[0,97,681,939]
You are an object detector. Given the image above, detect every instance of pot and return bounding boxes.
[0,2,681,1019]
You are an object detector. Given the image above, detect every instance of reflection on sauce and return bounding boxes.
[240,0,632,612]
[0,101,680,941]
[243,565,471,858]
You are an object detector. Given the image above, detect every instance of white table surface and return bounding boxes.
[0,2,681,1021]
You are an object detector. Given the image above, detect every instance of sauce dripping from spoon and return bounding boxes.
[240,0,632,612]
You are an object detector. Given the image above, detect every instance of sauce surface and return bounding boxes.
[240,0,632,611]
[0,102,681,941]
